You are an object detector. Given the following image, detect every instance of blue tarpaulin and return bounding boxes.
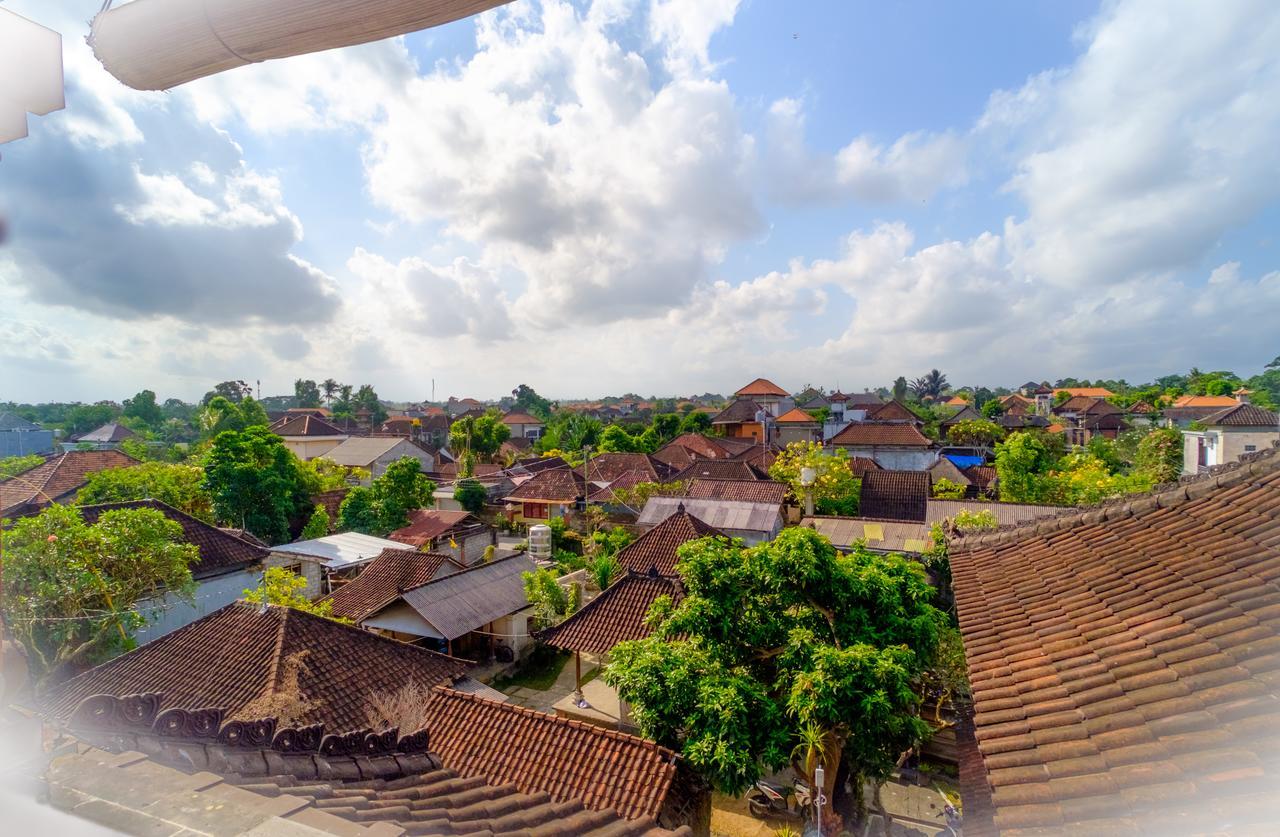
[944,454,985,470]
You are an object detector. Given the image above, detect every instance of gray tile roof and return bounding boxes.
[637,497,782,535]
[398,554,536,640]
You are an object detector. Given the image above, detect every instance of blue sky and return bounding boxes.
[2,0,1278,403]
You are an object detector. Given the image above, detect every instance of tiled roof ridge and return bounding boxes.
[261,605,292,705]
[536,570,678,647]
[400,551,529,595]
[954,438,1280,550]
[430,686,678,759]
[63,689,434,758]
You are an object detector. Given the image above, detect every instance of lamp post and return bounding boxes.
[800,465,817,518]
[813,764,826,833]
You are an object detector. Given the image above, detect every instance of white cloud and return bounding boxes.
[989,0,1280,286]
[364,0,761,325]
[765,98,967,204]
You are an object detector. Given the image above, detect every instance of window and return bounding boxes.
[1244,445,1257,452]
[524,502,548,519]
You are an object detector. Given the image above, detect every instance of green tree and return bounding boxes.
[294,379,322,409]
[321,378,341,406]
[0,454,44,480]
[337,457,436,536]
[453,478,487,513]
[909,369,949,401]
[242,567,343,620]
[994,432,1056,503]
[931,477,967,500]
[332,384,355,416]
[1136,432,1182,486]
[522,567,579,626]
[352,384,388,424]
[606,528,945,808]
[768,441,860,515]
[535,412,603,454]
[511,384,553,420]
[77,462,214,522]
[200,395,269,438]
[588,553,621,590]
[650,413,682,443]
[449,409,512,462]
[980,399,1005,419]
[1,505,198,686]
[202,380,252,405]
[892,376,908,401]
[297,457,366,492]
[65,403,119,436]
[202,427,312,544]
[946,419,1005,447]
[598,424,641,453]
[300,505,331,539]
[122,389,163,428]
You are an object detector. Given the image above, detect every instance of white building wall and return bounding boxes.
[134,568,260,645]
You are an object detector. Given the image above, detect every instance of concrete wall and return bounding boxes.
[442,527,497,565]
[492,609,534,660]
[1220,428,1279,464]
[134,568,260,645]
[282,437,345,462]
[1186,428,1279,474]
[836,445,938,471]
[264,552,326,599]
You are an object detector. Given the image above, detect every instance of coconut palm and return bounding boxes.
[909,369,949,401]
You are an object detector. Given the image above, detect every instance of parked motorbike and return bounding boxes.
[747,778,812,819]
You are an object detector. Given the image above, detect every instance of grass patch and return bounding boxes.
[490,647,570,692]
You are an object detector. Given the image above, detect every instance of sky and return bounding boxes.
[1,0,1278,404]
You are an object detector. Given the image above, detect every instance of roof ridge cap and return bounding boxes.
[954,440,1280,551]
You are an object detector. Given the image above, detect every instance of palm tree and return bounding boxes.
[909,369,949,401]
[321,378,340,406]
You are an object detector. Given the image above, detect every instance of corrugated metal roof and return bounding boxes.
[925,499,1064,527]
[320,436,408,466]
[800,516,932,554]
[637,497,782,535]
[271,531,407,569]
[400,554,535,640]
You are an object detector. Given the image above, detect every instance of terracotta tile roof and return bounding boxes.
[1053,395,1121,415]
[928,457,972,486]
[940,405,983,426]
[734,377,789,397]
[311,487,350,522]
[427,688,679,822]
[859,469,930,522]
[729,443,778,472]
[964,465,998,489]
[950,443,1280,835]
[0,449,139,517]
[79,500,266,580]
[1052,386,1114,397]
[511,454,572,474]
[656,432,732,461]
[847,456,882,478]
[685,478,788,504]
[617,509,723,577]
[504,467,585,503]
[538,572,683,654]
[924,498,1063,527]
[587,467,653,504]
[50,741,686,837]
[268,414,347,437]
[829,421,933,448]
[710,398,764,425]
[774,407,816,423]
[44,602,469,730]
[501,411,543,425]
[671,458,765,482]
[652,442,696,470]
[865,399,920,423]
[944,395,970,406]
[1171,394,1239,408]
[323,548,463,622]
[1200,402,1279,427]
[584,452,675,483]
[74,422,137,443]
[387,509,478,547]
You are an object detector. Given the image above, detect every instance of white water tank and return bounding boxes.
[528,524,552,560]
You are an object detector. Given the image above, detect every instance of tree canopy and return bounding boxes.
[294,379,322,408]
[1,504,198,686]
[202,427,312,544]
[946,418,1004,447]
[122,389,163,427]
[76,462,214,522]
[337,456,436,536]
[449,409,511,461]
[511,384,553,420]
[605,528,945,801]
[242,567,344,620]
[768,441,860,515]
